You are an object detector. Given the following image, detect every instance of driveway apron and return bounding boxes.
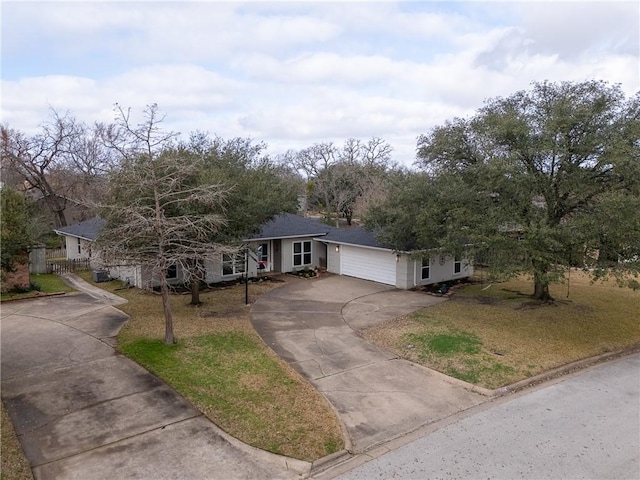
[1,288,308,479]
[251,275,486,453]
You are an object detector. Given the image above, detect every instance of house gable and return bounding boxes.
[53,217,105,242]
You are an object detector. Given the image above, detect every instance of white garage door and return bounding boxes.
[340,245,397,286]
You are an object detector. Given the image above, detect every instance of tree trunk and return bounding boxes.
[189,259,203,306]
[533,281,553,301]
[344,208,353,226]
[532,260,554,302]
[54,208,67,228]
[597,235,619,266]
[160,276,176,344]
[190,278,201,306]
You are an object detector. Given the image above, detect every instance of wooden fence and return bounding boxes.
[46,247,67,259]
[46,259,91,274]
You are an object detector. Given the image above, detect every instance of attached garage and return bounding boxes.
[340,245,396,286]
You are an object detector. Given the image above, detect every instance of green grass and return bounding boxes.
[413,332,482,356]
[1,273,73,301]
[75,270,344,461]
[363,271,640,389]
[120,333,341,459]
[405,330,514,386]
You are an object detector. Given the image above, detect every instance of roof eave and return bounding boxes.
[245,232,329,242]
[53,230,96,242]
[315,237,397,253]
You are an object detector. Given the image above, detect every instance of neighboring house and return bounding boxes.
[53,214,472,289]
[53,217,104,261]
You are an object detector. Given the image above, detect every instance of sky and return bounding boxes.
[1,1,639,166]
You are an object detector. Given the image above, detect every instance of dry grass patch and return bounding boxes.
[1,401,33,480]
[75,272,344,460]
[363,271,640,389]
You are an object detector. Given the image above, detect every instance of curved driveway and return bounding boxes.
[1,283,308,479]
[251,274,486,453]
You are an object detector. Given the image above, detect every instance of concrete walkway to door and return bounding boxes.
[250,274,486,453]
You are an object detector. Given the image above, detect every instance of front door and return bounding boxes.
[257,242,270,273]
[272,239,282,272]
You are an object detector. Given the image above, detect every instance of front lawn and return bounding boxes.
[1,273,74,301]
[76,271,344,461]
[363,271,640,390]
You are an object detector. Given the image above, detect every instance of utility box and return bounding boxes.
[93,270,109,283]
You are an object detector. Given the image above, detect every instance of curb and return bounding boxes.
[0,291,67,302]
[489,344,640,396]
[310,449,353,476]
[306,346,640,479]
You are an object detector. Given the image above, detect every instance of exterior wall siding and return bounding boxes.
[64,236,93,261]
[326,243,341,274]
[108,265,141,287]
[412,255,474,287]
[395,255,413,290]
[65,232,474,290]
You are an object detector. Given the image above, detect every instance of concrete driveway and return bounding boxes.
[1,285,308,479]
[251,274,486,453]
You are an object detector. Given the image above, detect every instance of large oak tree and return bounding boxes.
[369,81,639,300]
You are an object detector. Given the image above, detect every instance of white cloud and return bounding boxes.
[1,1,638,167]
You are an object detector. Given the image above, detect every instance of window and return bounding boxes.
[293,240,312,267]
[166,264,178,279]
[222,253,246,276]
[77,238,82,254]
[454,257,462,274]
[421,257,430,280]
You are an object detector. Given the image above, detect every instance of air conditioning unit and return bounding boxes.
[93,270,109,283]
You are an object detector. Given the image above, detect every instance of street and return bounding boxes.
[335,353,640,480]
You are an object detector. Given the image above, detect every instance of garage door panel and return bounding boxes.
[341,246,396,286]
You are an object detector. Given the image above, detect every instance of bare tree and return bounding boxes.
[292,142,337,220]
[1,111,116,227]
[97,104,233,344]
[1,112,81,227]
[290,138,393,225]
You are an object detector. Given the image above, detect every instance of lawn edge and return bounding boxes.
[491,344,640,396]
[309,346,640,479]
[412,344,640,398]
[0,291,68,302]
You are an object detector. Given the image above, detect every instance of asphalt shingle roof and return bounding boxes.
[247,213,332,240]
[53,213,393,250]
[319,226,392,250]
[54,217,105,241]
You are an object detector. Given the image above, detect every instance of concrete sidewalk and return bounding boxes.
[1,277,309,479]
[251,275,486,454]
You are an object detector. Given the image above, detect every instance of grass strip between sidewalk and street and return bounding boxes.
[76,271,344,461]
[363,271,640,390]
